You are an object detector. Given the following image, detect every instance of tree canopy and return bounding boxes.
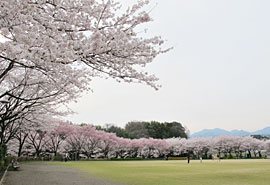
[100,121,188,139]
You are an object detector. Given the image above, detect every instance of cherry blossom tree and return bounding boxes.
[64,125,86,160]
[0,1,169,157]
[0,69,81,155]
[126,139,143,158]
[135,138,167,158]
[27,121,51,158]
[152,139,169,158]
[0,0,168,110]
[229,136,245,159]
[114,138,132,158]
[97,131,118,158]
[166,138,188,157]
[264,140,270,158]
[14,125,30,157]
[241,136,264,158]
[80,125,102,159]
[0,0,167,88]
[188,138,211,160]
[46,120,73,157]
[212,136,228,159]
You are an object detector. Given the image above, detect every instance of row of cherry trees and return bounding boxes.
[8,121,270,160]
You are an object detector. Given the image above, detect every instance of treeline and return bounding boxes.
[96,121,188,139]
[8,122,270,161]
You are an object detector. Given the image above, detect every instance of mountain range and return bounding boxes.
[191,127,270,138]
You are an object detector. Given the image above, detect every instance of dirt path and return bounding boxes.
[4,162,121,185]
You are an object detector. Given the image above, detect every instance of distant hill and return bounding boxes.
[230,129,250,136]
[191,128,230,138]
[191,126,270,138]
[251,127,270,135]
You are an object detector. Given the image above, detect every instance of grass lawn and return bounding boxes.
[52,159,270,185]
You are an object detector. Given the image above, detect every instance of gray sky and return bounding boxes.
[67,0,270,133]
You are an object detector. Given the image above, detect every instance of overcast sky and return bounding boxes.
[67,0,270,133]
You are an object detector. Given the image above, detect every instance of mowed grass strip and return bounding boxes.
[52,159,270,185]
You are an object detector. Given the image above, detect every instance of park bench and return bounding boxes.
[11,161,20,170]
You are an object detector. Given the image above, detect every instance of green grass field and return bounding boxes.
[52,159,270,185]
